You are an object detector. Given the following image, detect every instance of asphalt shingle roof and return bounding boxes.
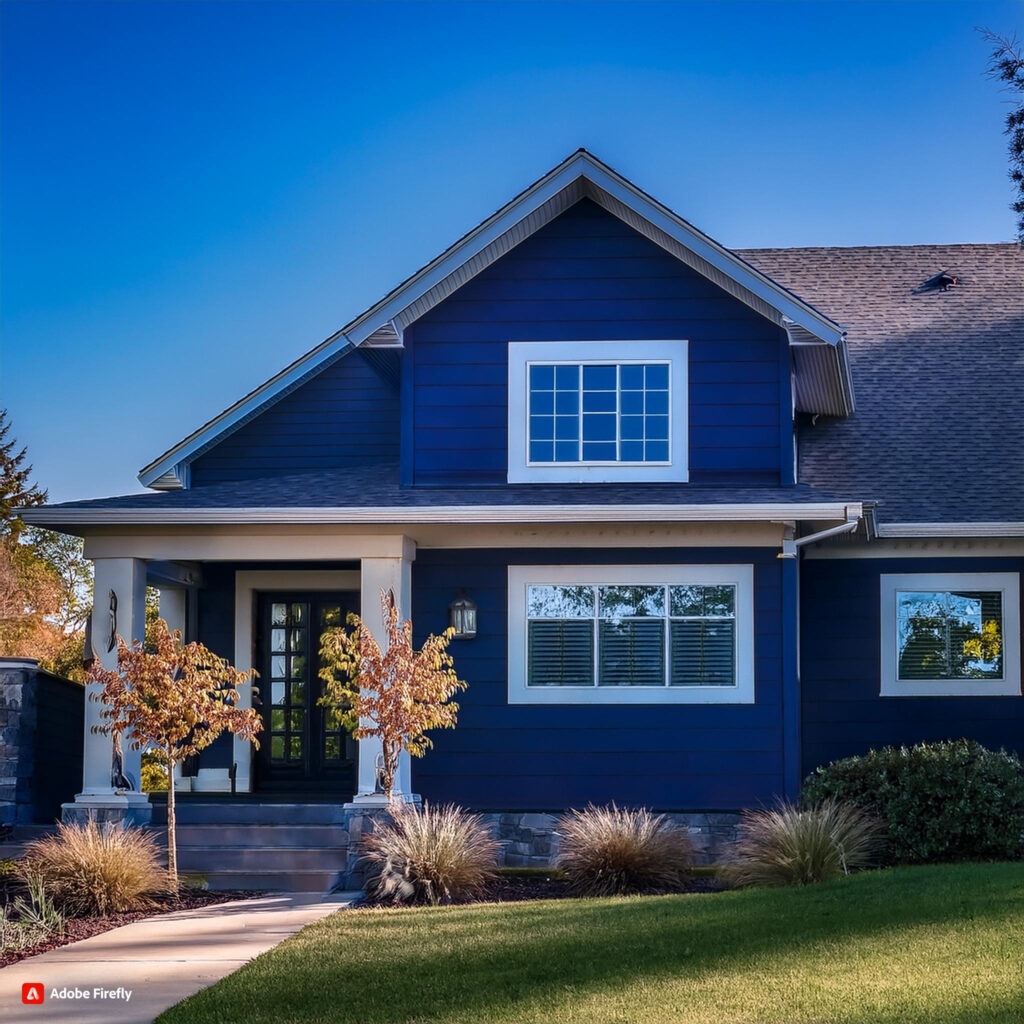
[741,243,1023,524]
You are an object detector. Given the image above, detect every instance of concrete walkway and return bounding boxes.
[1,892,356,1024]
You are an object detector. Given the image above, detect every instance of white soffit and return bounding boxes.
[138,150,850,489]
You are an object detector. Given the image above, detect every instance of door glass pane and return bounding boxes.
[270,709,285,730]
[289,629,306,652]
[290,654,307,679]
[271,736,284,759]
[271,655,286,678]
[290,681,306,706]
[271,603,288,625]
[271,629,287,652]
[271,681,285,705]
[289,736,303,759]
[290,603,305,624]
[290,710,304,732]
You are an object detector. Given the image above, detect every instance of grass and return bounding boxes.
[157,862,1024,1024]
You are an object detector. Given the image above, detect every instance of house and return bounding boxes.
[23,150,1024,885]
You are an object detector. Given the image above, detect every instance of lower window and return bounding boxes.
[880,572,1021,696]
[507,565,755,704]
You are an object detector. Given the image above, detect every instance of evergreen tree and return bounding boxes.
[982,30,1024,243]
[0,410,47,538]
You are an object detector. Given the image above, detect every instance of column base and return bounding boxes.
[344,792,421,810]
[61,792,153,827]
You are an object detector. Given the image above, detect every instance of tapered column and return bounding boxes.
[350,541,417,805]
[64,557,151,824]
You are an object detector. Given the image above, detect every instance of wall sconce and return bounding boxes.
[449,592,478,640]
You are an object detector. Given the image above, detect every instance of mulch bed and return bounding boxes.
[360,871,731,907]
[0,877,264,969]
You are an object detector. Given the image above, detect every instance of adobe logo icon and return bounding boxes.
[22,983,45,1005]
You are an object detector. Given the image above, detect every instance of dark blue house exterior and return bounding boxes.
[27,152,1024,858]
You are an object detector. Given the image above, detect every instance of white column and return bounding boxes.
[66,557,151,823]
[159,588,192,794]
[349,540,417,806]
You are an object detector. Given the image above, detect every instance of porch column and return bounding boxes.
[158,587,191,794]
[64,557,151,825]
[349,539,417,806]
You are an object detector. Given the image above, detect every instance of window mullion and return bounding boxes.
[592,587,599,687]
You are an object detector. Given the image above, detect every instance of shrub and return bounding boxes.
[20,821,167,916]
[0,876,65,954]
[555,804,693,897]
[728,799,883,887]
[360,803,499,905]
[802,740,1024,864]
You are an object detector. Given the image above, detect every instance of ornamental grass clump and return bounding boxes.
[21,821,167,917]
[728,799,883,887]
[360,803,499,906]
[556,804,694,897]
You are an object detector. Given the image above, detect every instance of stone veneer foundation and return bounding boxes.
[338,808,740,890]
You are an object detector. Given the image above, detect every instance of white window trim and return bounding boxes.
[880,572,1021,697]
[507,564,754,704]
[507,340,689,483]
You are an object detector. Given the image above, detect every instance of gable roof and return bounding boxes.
[138,149,854,490]
[742,243,1024,528]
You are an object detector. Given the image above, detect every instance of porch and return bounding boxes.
[67,531,420,825]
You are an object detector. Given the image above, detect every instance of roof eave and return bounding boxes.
[22,501,863,529]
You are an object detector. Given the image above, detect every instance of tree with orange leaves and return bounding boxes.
[88,619,262,887]
[318,590,466,802]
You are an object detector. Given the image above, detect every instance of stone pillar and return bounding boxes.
[159,587,192,794]
[64,557,152,826]
[349,541,417,806]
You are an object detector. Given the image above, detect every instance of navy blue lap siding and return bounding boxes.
[191,351,399,485]
[405,198,788,486]
[410,547,786,811]
[800,556,1024,779]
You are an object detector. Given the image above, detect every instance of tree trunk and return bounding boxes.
[166,747,178,890]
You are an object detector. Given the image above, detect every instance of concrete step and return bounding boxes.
[174,824,349,847]
[166,802,351,826]
[176,846,348,873]
[184,869,343,892]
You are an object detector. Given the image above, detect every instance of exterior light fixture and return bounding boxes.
[449,592,478,640]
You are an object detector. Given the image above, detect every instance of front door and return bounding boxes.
[255,593,358,793]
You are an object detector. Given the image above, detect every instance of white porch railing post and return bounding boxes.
[350,541,417,806]
[64,556,152,825]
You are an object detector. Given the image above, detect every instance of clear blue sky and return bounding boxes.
[2,0,1019,502]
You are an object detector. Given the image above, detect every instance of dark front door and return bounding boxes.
[255,593,358,793]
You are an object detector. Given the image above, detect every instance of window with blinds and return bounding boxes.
[879,572,1020,697]
[525,582,737,689]
[896,589,1003,680]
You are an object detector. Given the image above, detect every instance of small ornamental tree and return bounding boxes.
[88,619,262,887]
[318,589,466,802]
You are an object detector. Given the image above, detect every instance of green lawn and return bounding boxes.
[158,863,1024,1024]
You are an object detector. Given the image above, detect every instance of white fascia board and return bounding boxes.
[22,501,861,527]
[877,522,1024,538]
[138,150,845,490]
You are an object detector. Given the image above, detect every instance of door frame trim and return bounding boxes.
[233,571,361,792]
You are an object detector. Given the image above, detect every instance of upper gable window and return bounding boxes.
[508,341,688,483]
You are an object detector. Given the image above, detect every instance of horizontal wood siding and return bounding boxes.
[800,556,1024,778]
[191,352,399,485]
[411,547,785,810]
[407,198,787,485]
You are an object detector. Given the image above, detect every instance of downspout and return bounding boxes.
[778,511,860,559]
